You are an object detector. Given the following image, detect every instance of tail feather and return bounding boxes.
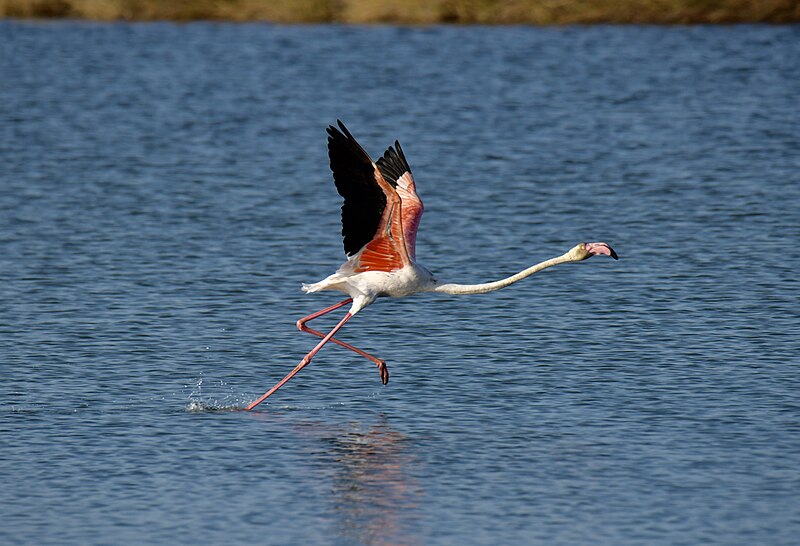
[301,272,347,294]
[301,282,319,293]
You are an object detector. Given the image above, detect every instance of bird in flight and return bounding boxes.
[246,121,617,410]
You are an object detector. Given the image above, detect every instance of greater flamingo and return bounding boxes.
[246,121,617,410]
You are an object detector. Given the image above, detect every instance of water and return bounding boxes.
[2,21,799,545]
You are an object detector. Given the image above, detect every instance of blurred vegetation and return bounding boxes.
[1,0,798,23]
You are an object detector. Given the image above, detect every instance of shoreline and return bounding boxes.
[2,0,799,25]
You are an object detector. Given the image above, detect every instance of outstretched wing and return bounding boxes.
[376,141,424,260]
[327,120,410,272]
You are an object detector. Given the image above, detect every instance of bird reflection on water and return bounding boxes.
[296,416,423,546]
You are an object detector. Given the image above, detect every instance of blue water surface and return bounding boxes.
[1,21,799,545]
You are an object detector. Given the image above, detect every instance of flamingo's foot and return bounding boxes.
[377,360,389,385]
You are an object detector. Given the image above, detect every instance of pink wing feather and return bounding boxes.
[376,141,424,261]
[395,171,423,260]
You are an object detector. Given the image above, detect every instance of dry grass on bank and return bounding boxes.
[1,0,798,24]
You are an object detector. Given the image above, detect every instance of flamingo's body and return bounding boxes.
[302,121,434,315]
[246,121,617,410]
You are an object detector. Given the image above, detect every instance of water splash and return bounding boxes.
[185,399,243,412]
[185,374,248,412]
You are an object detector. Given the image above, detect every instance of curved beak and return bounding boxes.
[584,242,618,260]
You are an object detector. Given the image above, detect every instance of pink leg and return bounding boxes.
[246,312,354,410]
[296,299,389,385]
[297,298,353,323]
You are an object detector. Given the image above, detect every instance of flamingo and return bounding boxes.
[246,121,617,410]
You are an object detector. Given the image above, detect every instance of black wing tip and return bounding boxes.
[327,120,372,164]
[376,139,412,186]
[326,122,342,140]
[327,119,353,139]
[394,140,411,172]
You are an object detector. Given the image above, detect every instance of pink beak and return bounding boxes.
[584,242,619,260]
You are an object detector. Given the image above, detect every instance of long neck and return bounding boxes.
[433,253,573,295]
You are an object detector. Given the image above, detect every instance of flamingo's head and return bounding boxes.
[568,242,619,261]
